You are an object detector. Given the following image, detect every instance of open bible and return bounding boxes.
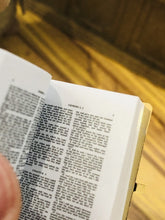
[0,49,151,220]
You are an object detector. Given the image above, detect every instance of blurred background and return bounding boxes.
[0,1,165,219]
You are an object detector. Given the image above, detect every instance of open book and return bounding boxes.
[0,49,151,220]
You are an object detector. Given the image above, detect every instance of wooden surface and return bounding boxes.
[0,7,165,220]
[26,0,165,73]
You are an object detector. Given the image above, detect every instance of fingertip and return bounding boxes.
[0,154,21,220]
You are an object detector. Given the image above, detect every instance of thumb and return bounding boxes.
[0,154,21,220]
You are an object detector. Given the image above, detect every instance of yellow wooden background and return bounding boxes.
[0,7,165,220]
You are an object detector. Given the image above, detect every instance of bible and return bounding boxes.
[0,49,151,220]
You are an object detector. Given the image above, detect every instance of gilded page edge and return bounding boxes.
[122,103,152,220]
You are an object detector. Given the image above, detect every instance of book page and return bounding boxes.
[0,49,51,178]
[19,80,144,220]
